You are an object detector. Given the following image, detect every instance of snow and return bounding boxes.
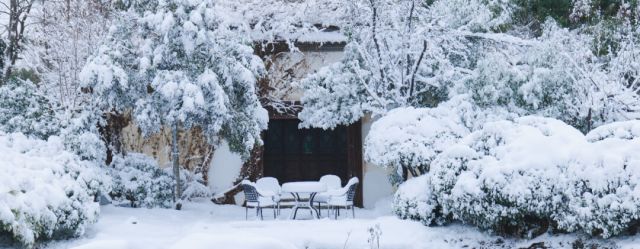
[281,182,328,193]
[42,200,640,249]
[208,141,243,197]
[296,31,347,43]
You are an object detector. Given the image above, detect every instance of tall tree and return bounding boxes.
[297,0,514,129]
[24,0,114,109]
[81,0,268,209]
[1,0,35,81]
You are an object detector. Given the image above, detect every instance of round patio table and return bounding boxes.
[281,181,327,219]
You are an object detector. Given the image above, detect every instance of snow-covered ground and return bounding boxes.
[37,199,640,249]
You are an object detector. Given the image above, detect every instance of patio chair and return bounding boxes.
[241,180,279,220]
[314,175,342,216]
[327,177,359,219]
[256,177,282,215]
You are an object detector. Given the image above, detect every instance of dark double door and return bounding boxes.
[263,119,349,184]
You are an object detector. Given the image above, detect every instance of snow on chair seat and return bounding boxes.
[256,177,283,215]
[241,180,279,220]
[327,177,359,219]
[314,175,343,216]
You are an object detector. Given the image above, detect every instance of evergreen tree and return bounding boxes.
[81,0,268,209]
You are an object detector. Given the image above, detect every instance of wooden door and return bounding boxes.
[263,119,349,183]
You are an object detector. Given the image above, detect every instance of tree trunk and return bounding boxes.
[171,123,182,210]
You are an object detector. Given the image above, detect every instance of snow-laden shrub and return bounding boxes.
[109,153,175,208]
[365,105,470,178]
[365,95,518,185]
[433,117,584,237]
[0,133,101,247]
[586,120,640,142]
[428,117,640,238]
[0,79,60,139]
[392,175,447,225]
[558,121,640,237]
[180,170,211,201]
[109,153,211,208]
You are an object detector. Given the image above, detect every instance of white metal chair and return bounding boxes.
[256,177,282,215]
[327,177,359,219]
[314,175,342,216]
[241,180,279,220]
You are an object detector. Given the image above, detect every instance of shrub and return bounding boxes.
[392,175,448,226]
[424,117,640,238]
[0,133,102,247]
[364,96,474,184]
[109,153,211,208]
[109,153,175,208]
[0,79,60,140]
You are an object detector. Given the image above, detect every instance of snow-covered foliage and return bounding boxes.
[0,79,60,139]
[423,117,640,238]
[586,120,640,142]
[82,0,268,157]
[217,0,346,42]
[59,107,108,170]
[364,105,470,182]
[23,0,114,110]
[299,0,639,133]
[298,0,514,129]
[180,171,211,201]
[392,175,445,226]
[468,20,640,132]
[0,133,103,247]
[109,153,175,208]
[109,153,211,208]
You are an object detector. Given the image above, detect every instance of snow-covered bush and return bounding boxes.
[109,153,211,208]
[585,120,640,142]
[109,153,175,208]
[0,133,101,247]
[364,103,470,182]
[0,79,60,139]
[559,120,640,237]
[433,117,584,237]
[392,175,447,226]
[427,117,640,238]
[180,170,211,201]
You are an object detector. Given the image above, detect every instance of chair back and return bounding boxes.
[319,175,342,190]
[256,177,281,193]
[241,180,259,203]
[345,177,359,202]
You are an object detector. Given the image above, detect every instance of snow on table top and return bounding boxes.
[281,181,327,193]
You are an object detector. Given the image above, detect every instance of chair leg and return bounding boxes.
[273,207,276,219]
[352,205,355,218]
[245,206,248,220]
[334,206,338,219]
[260,207,264,220]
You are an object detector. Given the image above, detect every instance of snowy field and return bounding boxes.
[37,199,640,249]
